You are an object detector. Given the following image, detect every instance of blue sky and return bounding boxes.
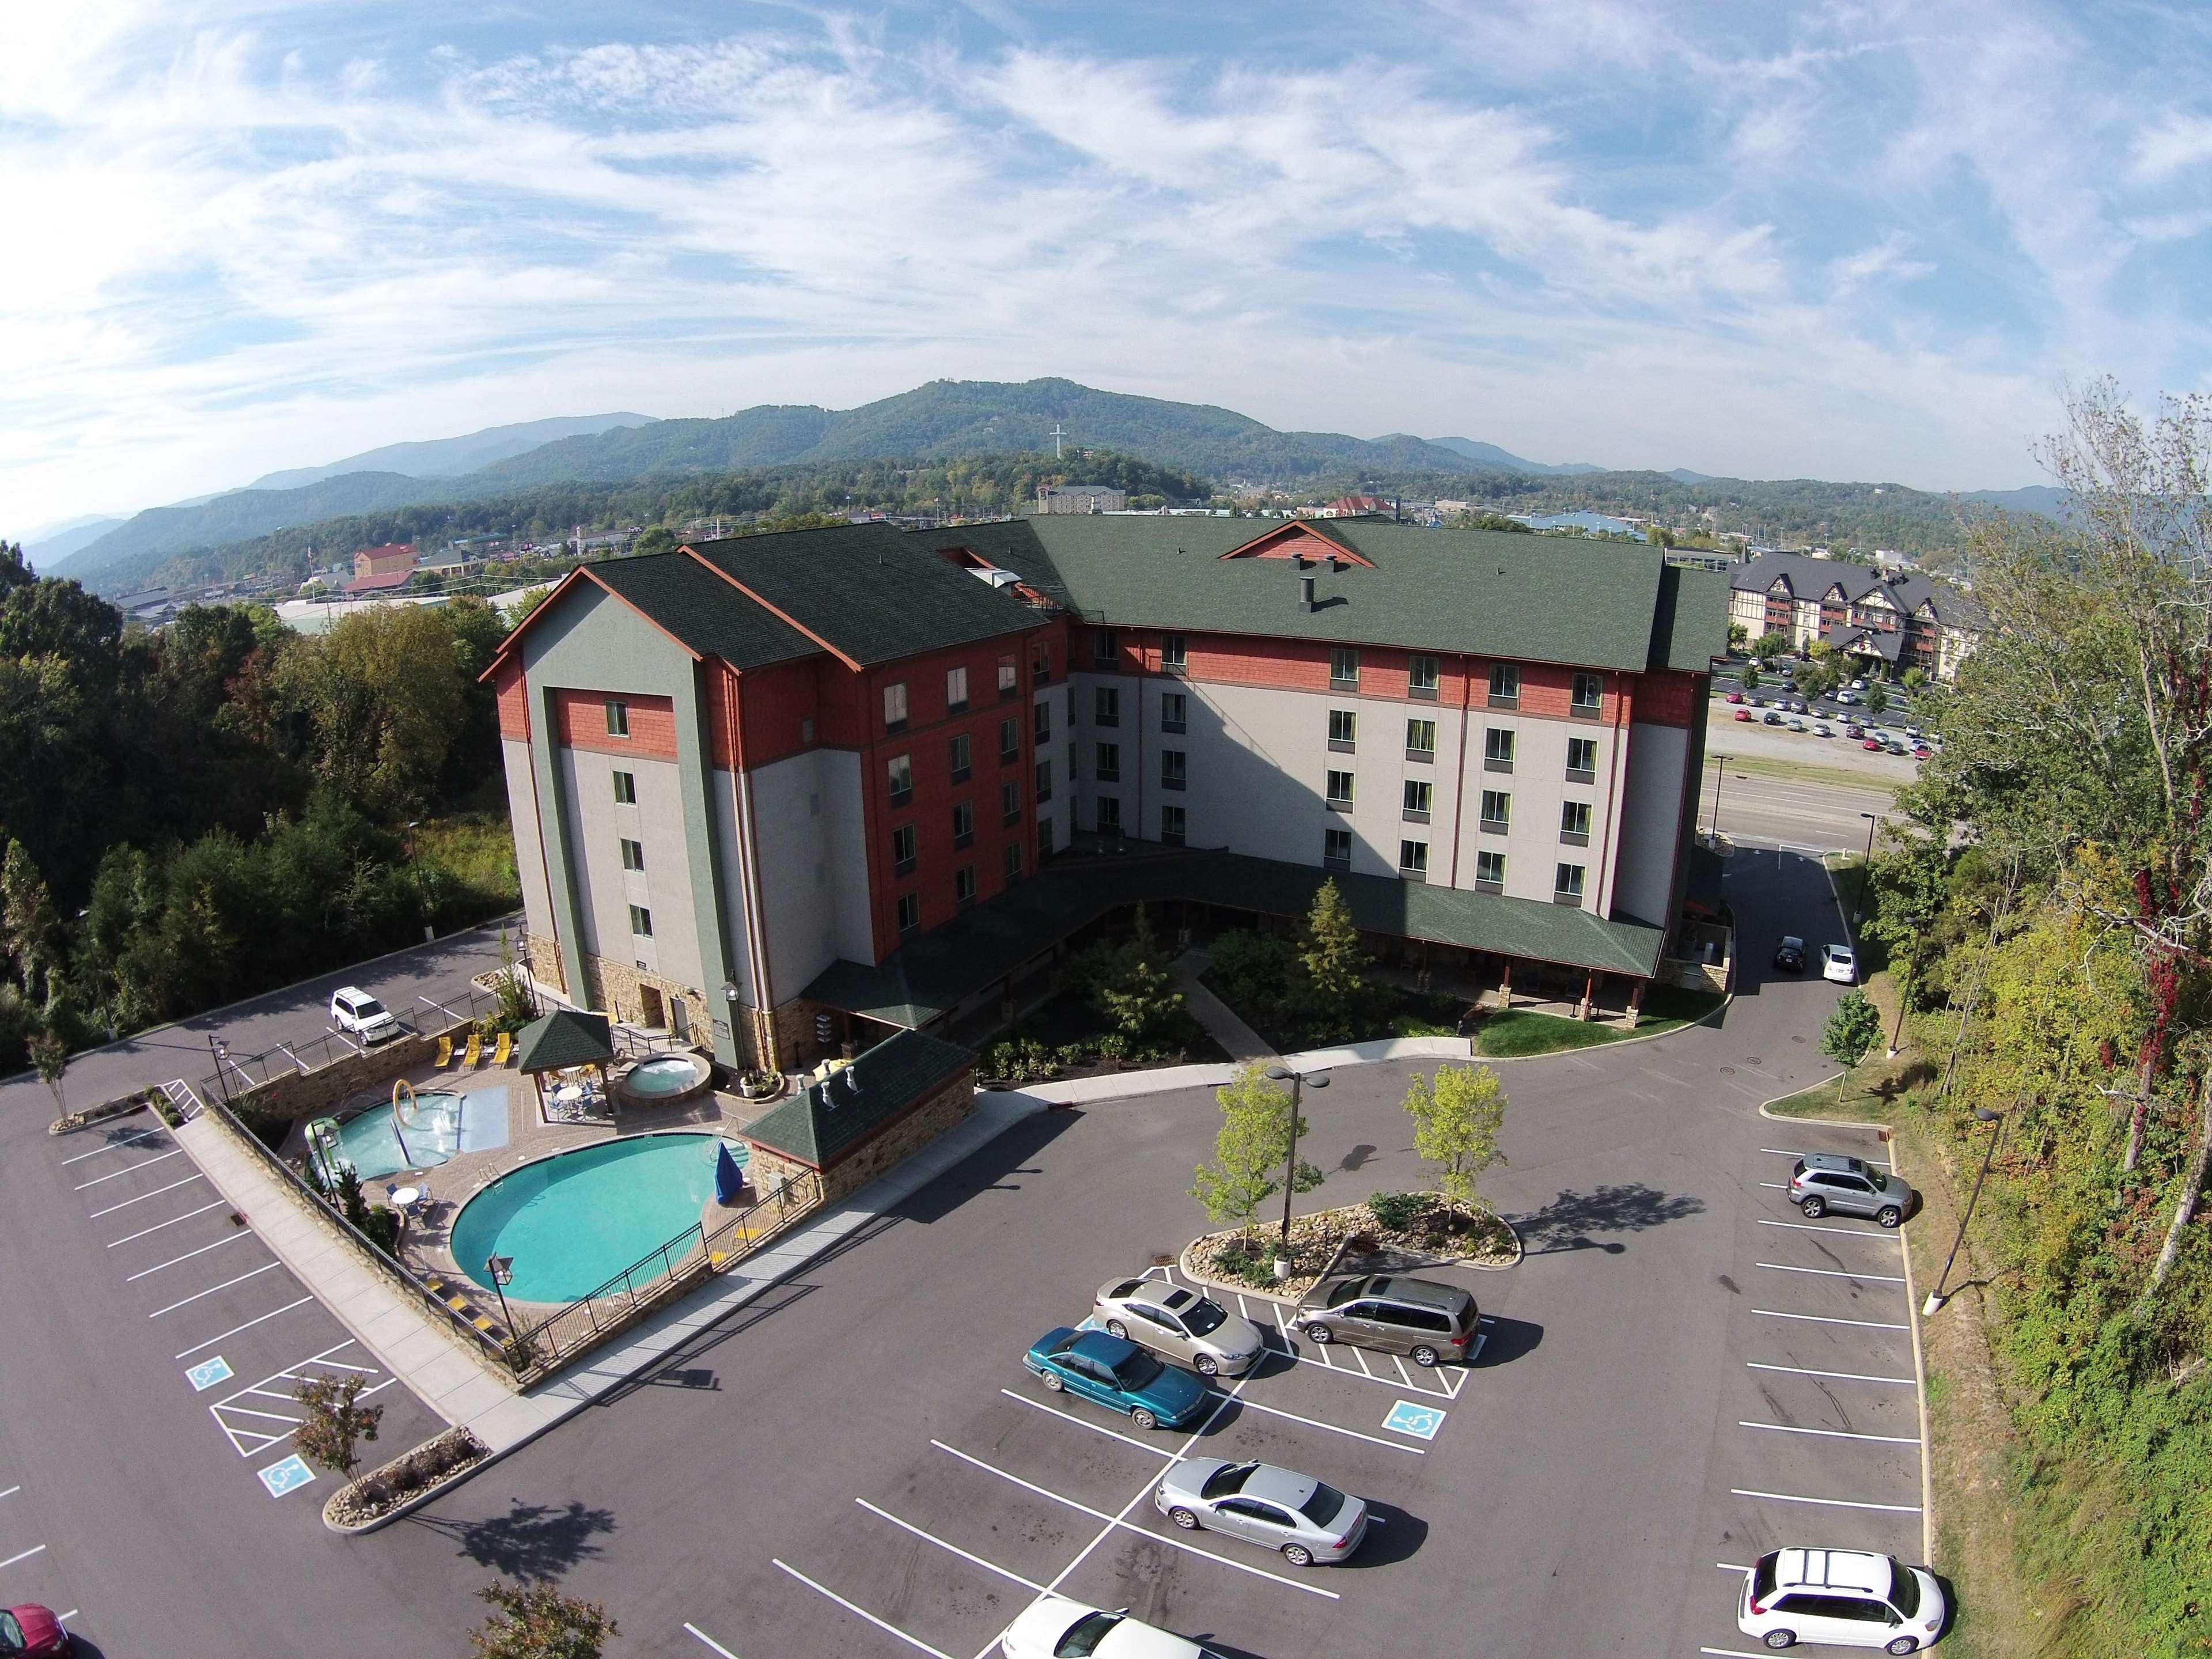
[6,1,2211,528]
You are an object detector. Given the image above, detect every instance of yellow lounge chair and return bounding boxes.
[462,1031,482,1068]
[434,1034,453,1068]
[491,1031,512,1066]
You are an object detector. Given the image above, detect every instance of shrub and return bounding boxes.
[1209,929,1301,1018]
[294,1373,384,1476]
[1094,1033,1127,1066]
[986,1041,1018,1079]
[1054,1043,1090,1072]
[1367,1191,1430,1232]
[1391,1014,1455,1038]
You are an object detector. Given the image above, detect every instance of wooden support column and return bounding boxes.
[1581,971,1596,1021]
[1498,959,1514,1009]
[1627,978,1646,1029]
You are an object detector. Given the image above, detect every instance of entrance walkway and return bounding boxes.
[1175,948,1276,1062]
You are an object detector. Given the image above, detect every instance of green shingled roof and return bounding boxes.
[742,1028,974,1168]
[511,1008,614,1074]
[589,552,820,672]
[801,846,1667,1029]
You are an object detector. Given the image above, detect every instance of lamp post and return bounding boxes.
[207,1034,233,1108]
[1707,752,1727,839]
[1263,1064,1328,1273]
[1922,1107,2002,1316]
[487,1255,516,1334]
[1855,811,1880,925]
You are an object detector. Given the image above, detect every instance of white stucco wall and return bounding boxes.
[1611,721,1690,926]
[748,748,874,995]
[501,736,555,942]
[556,747,700,991]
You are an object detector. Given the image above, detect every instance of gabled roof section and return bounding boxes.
[1218,520,1374,566]
[740,1028,974,1168]
[479,554,822,682]
[511,1008,613,1074]
[685,523,1045,668]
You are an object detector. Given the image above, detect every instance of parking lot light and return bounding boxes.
[487,1253,516,1332]
[1263,1065,1329,1272]
[1922,1107,2002,1316]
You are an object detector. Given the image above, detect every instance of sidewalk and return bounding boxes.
[1174,948,1275,1062]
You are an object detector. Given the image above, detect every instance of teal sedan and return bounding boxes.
[1024,1328,1211,1429]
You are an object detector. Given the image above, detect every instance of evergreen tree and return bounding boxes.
[0,840,61,999]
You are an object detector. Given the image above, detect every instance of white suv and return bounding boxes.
[1740,1547,1945,1652]
[329,986,400,1044]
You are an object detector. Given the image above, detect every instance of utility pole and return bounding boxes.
[1707,752,1727,838]
[1923,1107,2003,1314]
[1855,811,1880,926]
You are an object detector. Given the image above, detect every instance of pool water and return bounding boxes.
[624,1055,706,1097]
[336,1089,509,1180]
[450,1132,743,1304]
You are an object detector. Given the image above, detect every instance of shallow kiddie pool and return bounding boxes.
[449,1131,744,1304]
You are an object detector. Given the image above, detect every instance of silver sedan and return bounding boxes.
[1092,1278,1267,1377]
[1154,1459,1369,1566]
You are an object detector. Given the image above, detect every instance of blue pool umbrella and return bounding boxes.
[714,1141,745,1205]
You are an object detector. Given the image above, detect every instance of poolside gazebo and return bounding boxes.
[510,1008,616,1116]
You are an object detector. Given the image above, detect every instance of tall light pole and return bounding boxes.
[1707,752,1728,838]
[1263,1063,1329,1269]
[487,1255,517,1334]
[207,1034,233,1108]
[1923,1108,2002,1315]
[1855,811,1880,925]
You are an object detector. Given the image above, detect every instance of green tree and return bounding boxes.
[276,604,468,815]
[1864,683,1889,715]
[634,525,677,556]
[1819,991,1882,1086]
[469,1581,616,1659]
[1740,662,1760,690]
[1190,1064,1321,1239]
[1298,880,1366,1040]
[1901,665,1928,691]
[26,1025,68,1118]
[1096,904,1184,1041]
[1727,621,1749,653]
[293,1372,383,1476]
[1751,632,1791,664]
[0,839,62,998]
[1402,1063,1509,1215]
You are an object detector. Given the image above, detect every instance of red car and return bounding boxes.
[1734,709,1753,722]
[1912,743,1933,758]
[0,1606,67,1657]
[1726,691,1745,704]
[1862,737,1883,750]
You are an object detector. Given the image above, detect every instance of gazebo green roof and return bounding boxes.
[510,1007,615,1074]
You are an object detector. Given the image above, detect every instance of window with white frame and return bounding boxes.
[882,681,908,731]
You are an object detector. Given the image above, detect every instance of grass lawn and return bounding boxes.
[414,811,522,910]
[1472,983,1724,1058]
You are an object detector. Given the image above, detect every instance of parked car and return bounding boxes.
[1001,1599,1223,1659]
[1851,677,1869,690]
[1772,935,1806,973]
[1885,740,1908,756]
[0,1607,67,1659]
[1862,737,1883,750]
[1740,1547,1944,1652]
[1728,691,1746,704]
[1911,744,1932,759]
[1787,1153,1919,1228]
[1764,711,1785,726]
[1844,723,1865,738]
[1791,699,1810,714]
[1023,1328,1209,1430]
[1093,1277,1266,1377]
[1788,718,1808,733]
[1813,723,1834,738]
[1155,1459,1370,1566]
[1835,690,1859,706]
[1736,709,1755,722]
[329,986,400,1044]
[1821,942,1857,983]
[1291,1274,1478,1368]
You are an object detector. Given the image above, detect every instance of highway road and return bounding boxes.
[1699,762,1899,853]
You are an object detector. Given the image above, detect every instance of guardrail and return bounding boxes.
[189,986,506,1108]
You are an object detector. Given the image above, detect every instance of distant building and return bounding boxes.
[1319,495,1391,518]
[1036,484,1128,514]
[345,541,417,594]
[571,527,640,555]
[1729,551,1985,681]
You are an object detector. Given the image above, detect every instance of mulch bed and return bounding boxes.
[1183,1195,1517,1302]
[324,1427,489,1529]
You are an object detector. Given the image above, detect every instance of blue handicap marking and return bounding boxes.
[1383,1400,1446,1441]
[258,1453,317,1498]
[185,1355,233,1392]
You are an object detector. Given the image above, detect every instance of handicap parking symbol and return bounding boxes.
[257,1454,317,1498]
[1383,1399,1446,1441]
[185,1355,233,1392]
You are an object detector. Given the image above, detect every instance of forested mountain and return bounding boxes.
[245,411,654,493]
[1421,435,1604,474]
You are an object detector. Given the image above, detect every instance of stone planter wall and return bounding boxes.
[230,1031,444,1127]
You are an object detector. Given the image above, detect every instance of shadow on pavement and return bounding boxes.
[1509,1183,1706,1255]
[1342,1500,1427,1567]
[590,1280,820,1407]
[409,1496,616,1580]
[892,1107,1079,1225]
[1470,1316,1543,1368]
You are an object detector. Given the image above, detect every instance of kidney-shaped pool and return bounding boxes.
[450,1131,743,1304]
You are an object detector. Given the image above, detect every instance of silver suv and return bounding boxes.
[1788,1153,1917,1228]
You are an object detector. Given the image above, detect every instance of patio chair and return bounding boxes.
[463,1030,482,1068]
[434,1034,453,1068]
[491,1031,512,1066]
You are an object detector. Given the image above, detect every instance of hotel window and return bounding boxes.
[604,699,629,737]
[955,864,978,905]
[1323,828,1353,869]
[1326,770,1355,810]
[998,657,1019,700]
[1035,757,1053,804]
[1402,779,1432,823]
[1161,804,1187,846]
[1034,699,1051,745]
[1554,862,1586,906]
[1001,779,1022,824]
[1160,749,1186,791]
[1328,709,1357,752]
[612,770,637,805]
[1475,850,1505,892]
[891,823,917,876]
[1003,842,1023,882]
[1571,672,1603,717]
[1094,686,1120,728]
[1097,797,1122,833]
[1405,717,1435,761]
[1480,790,1510,834]
[1330,647,1359,687]
[1399,839,1429,881]
[882,681,908,732]
[1094,628,1119,668]
[628,904,653,937]
[1161,691,1187,734]
[1037,819,1054,862]
[887,753,912,806]
[1032,644,1054,685]
[999,716,1020,764]
[1487,662,1518,707]
[1408,655,1440,698]
[620,838,645,872]
[1484,728,1515,773]
[952,800,975,849]
[1566,736,1598,783]
[1162,632,1188,671]
[896,892,921,934]
[1560,801,1592,846]
[948,733,971,783]
[946,666,969,713]
[1095,742,1121,783]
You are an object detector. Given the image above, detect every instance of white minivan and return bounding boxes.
[329,986,400,1044]
[1740,1547,1946,1651]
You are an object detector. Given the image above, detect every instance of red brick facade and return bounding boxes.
[552,688,679,759]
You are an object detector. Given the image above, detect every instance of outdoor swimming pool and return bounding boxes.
[336,1088,509,1180]
[449,1131,744,1304]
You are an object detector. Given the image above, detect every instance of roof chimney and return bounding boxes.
[1300,574,1317,612]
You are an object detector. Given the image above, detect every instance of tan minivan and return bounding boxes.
[1291,1274,1479,1368]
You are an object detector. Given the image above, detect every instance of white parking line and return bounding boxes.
[1747,1361,1917,1386]
[1702,1648,1778,1658]
[1716,1561,1753,1572]
[857,1499,1048,1592]
[0,1546,46,1571]
[1753,1309,1911,1332]
[147,1261,281,1317]
[123,1230,256,1282]
[62,1128,166,1163]
[1741,1420,1922,1446]
[1763,1147,1889,1167]
[771,1559,956,1659]
[684,1625,741,1658]
[1756,1261,1908,1285]
[1731,1487,1922,1513]
[1208,1389,1427,1454]
[1758,1218,1902,1243]
[89,1174,203,1217]
[998,1389,1178,1457]
[0,1487,17,1500]
[1349,1347,1374,1378]
[173,1296,315,1359]
[74,1148,184,1189]
[1265,1336,1461,1399]
[931,1440,1339,1600]
[108,1200,227,1247]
